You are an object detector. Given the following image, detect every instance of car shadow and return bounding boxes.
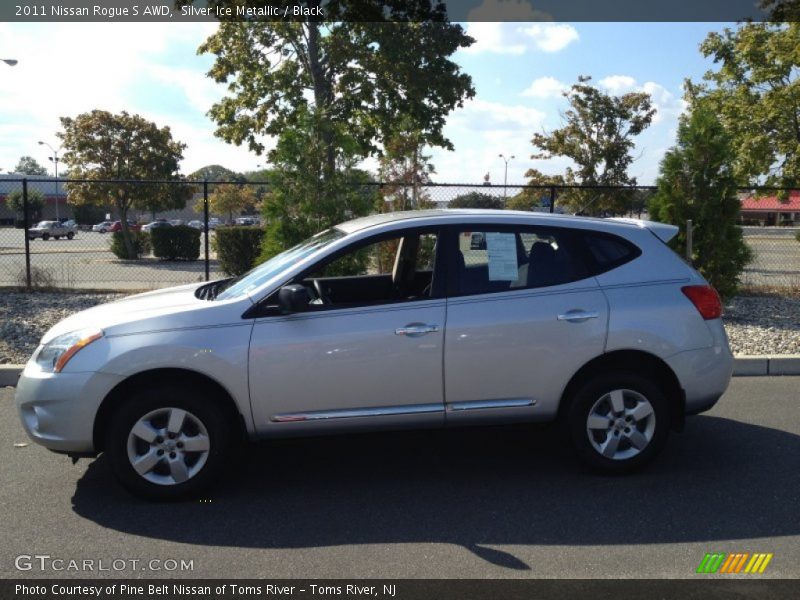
[71,416,800,570]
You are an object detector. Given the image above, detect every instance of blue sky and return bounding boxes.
[0,21,729,184]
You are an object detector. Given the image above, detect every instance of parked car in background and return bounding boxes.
[15,209,734,500]
[207,217,223,230]
[187,220,204,230]
[109,221,141,233]
[141,220,172,233]
[169,219,185,227]
[235,217,258,226]
[27,220,76,241]
[92,221,114,233]
[61,219,77,229]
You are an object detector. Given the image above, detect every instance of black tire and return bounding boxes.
[565,371,670,474]
[105,384,233,501]
[54,236,60,240]
[66,231,74,240]
[42,233,49,241]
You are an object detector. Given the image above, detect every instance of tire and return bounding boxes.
[54,236,60,240]
[565,371,670,474]
[42,233,49,241]
[66,231,74,240]
[104,384,233,500]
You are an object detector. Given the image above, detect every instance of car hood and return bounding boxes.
[40,281,219,344]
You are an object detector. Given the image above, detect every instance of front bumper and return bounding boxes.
[15,364,124,454]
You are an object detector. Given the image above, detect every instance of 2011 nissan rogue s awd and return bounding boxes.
[16,210,733,500]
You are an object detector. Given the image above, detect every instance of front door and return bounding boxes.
[248,229,447,435]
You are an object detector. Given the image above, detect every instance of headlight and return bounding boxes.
[35,329,103,373]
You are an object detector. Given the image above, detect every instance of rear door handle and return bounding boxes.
[395,323,439,336]
[557,310,599,323]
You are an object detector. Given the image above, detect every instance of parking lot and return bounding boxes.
[1,376,798,579]
[0,228,222,290]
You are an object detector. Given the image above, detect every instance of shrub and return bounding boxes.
[795,230,800,244]
[151,225,200,260]
[110,231,151,259]
[213,226,265,276]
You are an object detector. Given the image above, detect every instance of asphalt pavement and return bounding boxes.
[1,377,799,579]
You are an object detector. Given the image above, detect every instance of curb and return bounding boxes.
[3,356,800,388]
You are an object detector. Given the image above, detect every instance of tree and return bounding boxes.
[196,184,259,223]
[14,156,49,176]
[649,104,752,300]
[197,9,474,189]
[448,191,504,209]
[506,169,565,211]
[188,164,242,182]
[58,110,193,258]
[689,22,800,190]
[378,123,436,211]
[530,76,655,215]
[6,187,45,219]
[258,107,378,262]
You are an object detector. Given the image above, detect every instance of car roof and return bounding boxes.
[335,209,643,236]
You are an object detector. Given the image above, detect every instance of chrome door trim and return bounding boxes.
[447,398,536,412]
[271,402,444,423]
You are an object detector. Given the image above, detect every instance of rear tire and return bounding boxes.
[565,371,670,473]
[105,384,233,500]
[42,233,49,241]
[66,231,74,240]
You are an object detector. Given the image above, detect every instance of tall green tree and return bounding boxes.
[58,110,193,258]
[196,7,474,192]
[6,188,45,219]
[448,191,504,209]
[259,107,378,261]
[195,184,259,223]
[188,164,242,182]
[14,156,49,176]
[507,169,565,212]
[529,76,655,215]
[378,123,436,211]
[689,22,800,190]
[649,105,752,300]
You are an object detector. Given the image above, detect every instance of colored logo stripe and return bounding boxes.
[696,553,773,574]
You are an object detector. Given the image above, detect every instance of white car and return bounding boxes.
[16,210,733,500]
[92,221,114,233]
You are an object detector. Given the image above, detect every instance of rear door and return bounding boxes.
[444,224,608,424]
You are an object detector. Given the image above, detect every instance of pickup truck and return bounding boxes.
[27,220,76,241]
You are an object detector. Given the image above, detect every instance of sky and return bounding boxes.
[0,21,728,185]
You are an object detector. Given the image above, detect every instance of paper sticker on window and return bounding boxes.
[485,232,519,281]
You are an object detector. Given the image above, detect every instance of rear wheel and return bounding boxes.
[42,233,49,241]
[105,385,233,500]
[66,231,74,240]
[54,235,60,240]
[565,372,670,473]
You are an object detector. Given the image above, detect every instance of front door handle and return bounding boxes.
[557,310,599,323]
[395,323,439,336]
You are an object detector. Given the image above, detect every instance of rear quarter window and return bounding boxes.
[582,232,641,275]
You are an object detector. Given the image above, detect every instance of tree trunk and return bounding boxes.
[306,19,336,187]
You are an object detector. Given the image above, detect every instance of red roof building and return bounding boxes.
[740,191,800,226]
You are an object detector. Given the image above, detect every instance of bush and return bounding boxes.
[110,231,151,259]
[151,225,201,260]
[795,230,800,244]
[213,226,265,276]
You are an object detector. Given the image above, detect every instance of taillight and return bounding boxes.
[681,285,722,320]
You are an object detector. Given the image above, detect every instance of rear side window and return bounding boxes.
[454,226,589,296]
[583,232,641,274]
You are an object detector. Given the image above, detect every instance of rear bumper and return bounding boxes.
[665,342,734,416]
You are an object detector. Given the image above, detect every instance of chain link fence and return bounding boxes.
[0,177,797,292]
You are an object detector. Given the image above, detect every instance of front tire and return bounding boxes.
[42,233,49,241]
[565,372,670,473]
[66,231,74,240]
[105,385,233,500]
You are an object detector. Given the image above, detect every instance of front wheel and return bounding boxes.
[105,385,233,500]
[66,231,74,240]
[41,233,49,241]
[565,372,670,473]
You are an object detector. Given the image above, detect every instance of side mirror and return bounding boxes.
[278,284,310,313]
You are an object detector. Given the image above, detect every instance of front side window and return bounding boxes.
[455,226,588,295]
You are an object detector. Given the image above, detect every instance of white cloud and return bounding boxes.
[519,24,579,53]
[598,75,637,93]
[521,76,567,99]
[463,23,526,55]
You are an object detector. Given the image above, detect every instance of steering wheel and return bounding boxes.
[313,279,332,305]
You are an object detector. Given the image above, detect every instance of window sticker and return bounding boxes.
[485,232,519,281]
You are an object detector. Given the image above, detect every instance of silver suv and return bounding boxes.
[27,220,76,240]
[16,210,733,499]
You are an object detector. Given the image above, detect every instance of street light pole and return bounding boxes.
[498,153,515,201]
[38,141,61,221]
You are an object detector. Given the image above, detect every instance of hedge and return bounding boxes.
[213,226,265,276]
[151,225,201,260]
[110,231,151,259]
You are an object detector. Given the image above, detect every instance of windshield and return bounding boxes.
[215,228,346,301]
